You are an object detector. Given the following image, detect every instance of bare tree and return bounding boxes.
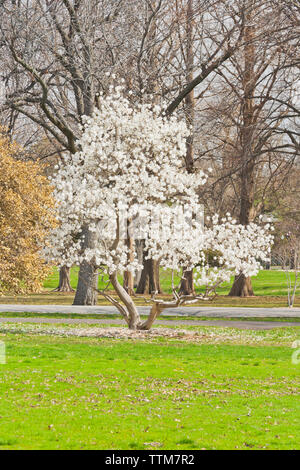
[190,0,300,296]
[0,0,149,303]
[0,0,268,302]
[273,219,300,308]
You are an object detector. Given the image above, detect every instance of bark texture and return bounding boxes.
[110,272,164,330]
[73,227,98,305]
[123,271,134,296]
[53,266,74,293]
[123,219,135,295]
[73,261,98,305]
[110,272,141,329]
[229,274,254,297]
[134,239,144,287]
[136,254,162,294]
[179,269,195,295]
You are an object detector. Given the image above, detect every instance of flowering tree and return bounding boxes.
[46,89,273,330]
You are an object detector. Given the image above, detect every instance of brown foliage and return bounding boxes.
[0,130,56,294]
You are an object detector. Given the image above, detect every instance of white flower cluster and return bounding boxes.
[194,215,274,288]
[45,88,273,286]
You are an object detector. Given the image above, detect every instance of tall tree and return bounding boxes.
[191,0,300,296]
[0,0,252,302]
[0,129,56,294]
[179,0,196,295]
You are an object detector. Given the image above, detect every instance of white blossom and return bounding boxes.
[45,88,273,294]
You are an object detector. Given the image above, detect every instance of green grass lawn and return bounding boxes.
[44,267,297,297]
[0,327,299,450]
[0,268,299,307]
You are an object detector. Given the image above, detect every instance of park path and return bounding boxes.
[0,316,299,330]
[0,304,299,317]
[0,304,300,330]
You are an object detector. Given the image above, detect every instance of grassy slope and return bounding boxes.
[0,330,299,450]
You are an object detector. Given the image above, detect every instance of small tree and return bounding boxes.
[273,225,300,308]
[0,130,56,294]
[46,89,273,329]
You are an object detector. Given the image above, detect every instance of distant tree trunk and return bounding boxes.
[229,2,256,297]
[184,0,195,173]
[133,4,163,297]
[123,271,134,296]
[136,251,162,295]
[179,269,195,295]
[229,274,254,297]
[73,226,98,305]
[73,261,98,305]
[53,266,74,292]
[123,220,135,295]
[134,240,144,288]
[155,260,162,293]
[179,0,196,295]
[229,158,256,296]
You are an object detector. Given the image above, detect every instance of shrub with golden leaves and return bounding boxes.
[0,130,56,294]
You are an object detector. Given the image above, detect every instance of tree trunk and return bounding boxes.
[136,252,162,295]
[110,271,141,330]
[134,239,144,287]
[155,259,162,294]
[123,271,134,296]
[184,0,195,173]
[179,269,195,295]
[229,3,256,298]
[138,303,163,330]
[73,260,98,305]
[73,226,98,305]
[178,2,196,298]
[110,272,163,331]
[229,274,254,297]
[53,266,74,292]
[123,219,135,295]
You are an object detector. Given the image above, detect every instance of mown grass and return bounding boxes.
[0,329,299,450]
[0,268,299,307]
[43,267,297,297]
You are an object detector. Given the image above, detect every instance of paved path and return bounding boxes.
[0,316,299,330]
[0,304,299,317]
